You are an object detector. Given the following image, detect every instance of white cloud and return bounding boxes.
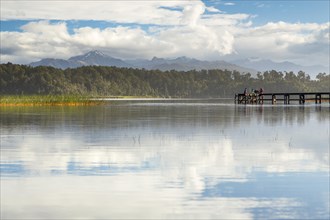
[181,2,205,26]
[2,19,328,67]
[1,0,253,63]
[224,2,235,6]
[0,1,329,67]
[257,3,265,8]
[0,18,238,63]
[232,21,330,66]
[206,6,222,12]
[1,1,205,25]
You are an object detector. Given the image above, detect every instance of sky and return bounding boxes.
[0,0,329,67]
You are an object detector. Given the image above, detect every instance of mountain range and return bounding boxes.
[30,50,328,77]
[231,57,328,77]
[29,50,256,75]
[30,51,129,69]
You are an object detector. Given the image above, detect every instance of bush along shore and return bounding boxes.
[0,95,105,106]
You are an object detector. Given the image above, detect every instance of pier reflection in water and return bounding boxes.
[1,100,329,219]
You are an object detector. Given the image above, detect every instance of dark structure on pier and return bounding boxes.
[235,92,330,104]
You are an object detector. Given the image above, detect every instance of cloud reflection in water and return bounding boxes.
[1,102,329,219]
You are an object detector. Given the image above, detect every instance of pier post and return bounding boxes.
[259,94,264,104]
[299,94,305,104]
[315,94,321,104]
[284,94,290,104]
[272,95,276,104]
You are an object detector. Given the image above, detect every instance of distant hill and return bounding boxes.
[232,57,329,78]
[126,56,256,73]
[68,50,130,67]
[30,51,131,69]
[29,50,257,75]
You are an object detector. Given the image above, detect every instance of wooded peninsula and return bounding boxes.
[1,63,329,98]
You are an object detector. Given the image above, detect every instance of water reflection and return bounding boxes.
[1,101,329,219]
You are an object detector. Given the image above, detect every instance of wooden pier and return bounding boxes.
[235,92,330,104]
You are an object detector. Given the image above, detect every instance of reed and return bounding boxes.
[0,95,105,106]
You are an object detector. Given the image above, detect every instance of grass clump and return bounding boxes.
[0,95,104,106]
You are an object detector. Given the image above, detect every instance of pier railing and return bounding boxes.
[235,92,330,104]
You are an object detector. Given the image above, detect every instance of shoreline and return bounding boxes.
[0,95,105,106]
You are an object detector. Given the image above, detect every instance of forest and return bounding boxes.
[0,63,329,98]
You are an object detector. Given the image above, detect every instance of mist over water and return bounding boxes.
[1,100,329,219]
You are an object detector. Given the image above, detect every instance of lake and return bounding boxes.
[1,99,329,219]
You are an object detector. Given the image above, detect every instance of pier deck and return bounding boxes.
[235,92,330,104]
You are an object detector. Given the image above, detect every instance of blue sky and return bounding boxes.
[214,1,329,23]
[1,0,329,67]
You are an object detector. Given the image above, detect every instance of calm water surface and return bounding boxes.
[1,99,329,219]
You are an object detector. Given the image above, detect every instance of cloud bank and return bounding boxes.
[0,0,329,67]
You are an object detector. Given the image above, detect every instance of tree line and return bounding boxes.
[0,63,329,97]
